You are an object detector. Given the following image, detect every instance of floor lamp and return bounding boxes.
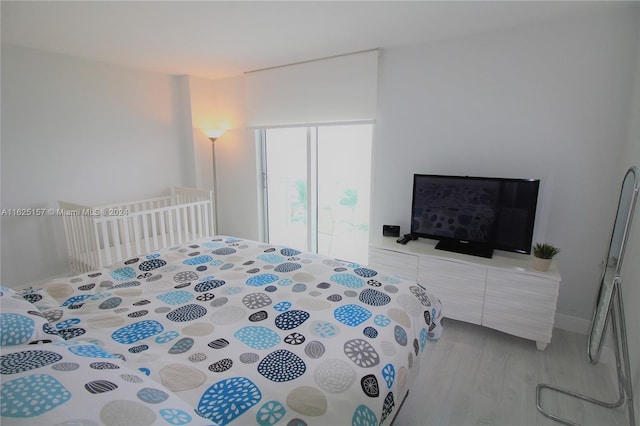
[205,129,225,235]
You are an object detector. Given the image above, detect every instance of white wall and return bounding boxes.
[208,76,263,241]
[185,75,217,192]
[183,74,261,240]
[1,45,192,286]
[620,12,640,414]
[371,8,639,326]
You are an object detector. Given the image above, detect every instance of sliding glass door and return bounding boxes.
[262,124,372,264]
[263,127,311,252]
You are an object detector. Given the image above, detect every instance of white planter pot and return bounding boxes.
[533,256,552,272]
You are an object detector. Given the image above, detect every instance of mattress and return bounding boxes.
[2,236,443,425]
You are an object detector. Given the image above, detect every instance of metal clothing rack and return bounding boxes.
[536,166,638,426]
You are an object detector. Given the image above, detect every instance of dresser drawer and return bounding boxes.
[368,247,418,281]
[482,309,554,343]
[418,257,486,295]
[483,269,559,344]
[418,257,487,324]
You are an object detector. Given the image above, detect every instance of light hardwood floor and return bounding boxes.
[394,319,629,426]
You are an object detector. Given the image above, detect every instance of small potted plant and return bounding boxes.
[532,243,560,272]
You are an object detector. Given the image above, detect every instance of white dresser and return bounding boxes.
[369,237,561,350]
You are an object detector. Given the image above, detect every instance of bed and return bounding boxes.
[2,235,443,426]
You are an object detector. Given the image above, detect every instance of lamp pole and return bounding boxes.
[206,129,225,234]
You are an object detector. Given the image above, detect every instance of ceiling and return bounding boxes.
[1,1,629,80]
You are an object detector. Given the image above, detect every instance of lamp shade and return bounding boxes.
[205,129,225,141]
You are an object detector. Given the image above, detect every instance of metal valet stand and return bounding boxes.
[536,166,639,426]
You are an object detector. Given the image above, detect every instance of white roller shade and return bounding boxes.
[245,49,379,128]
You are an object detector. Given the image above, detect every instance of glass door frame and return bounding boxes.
[258,127,318,253]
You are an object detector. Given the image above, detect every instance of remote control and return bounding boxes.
[396,234,414,245]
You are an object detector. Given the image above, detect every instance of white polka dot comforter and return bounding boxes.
[3,236,443,426]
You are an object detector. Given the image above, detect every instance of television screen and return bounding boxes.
[410,174,540,258]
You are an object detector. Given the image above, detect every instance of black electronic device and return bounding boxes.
[383,225,401,237]
[410,174,540,258]
[396,233,417,245]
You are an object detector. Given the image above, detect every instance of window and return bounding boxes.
[260,124,373,264]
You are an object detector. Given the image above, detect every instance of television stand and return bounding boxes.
[435,240,494,259]
[369,237,561,350]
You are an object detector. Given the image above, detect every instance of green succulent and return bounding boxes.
[532,243,560,259]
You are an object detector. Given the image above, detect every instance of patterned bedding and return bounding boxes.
[2,236,443,425]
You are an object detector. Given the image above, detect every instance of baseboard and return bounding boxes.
[554,312,591,335]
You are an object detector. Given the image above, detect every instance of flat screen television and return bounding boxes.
[410,174,540,258]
